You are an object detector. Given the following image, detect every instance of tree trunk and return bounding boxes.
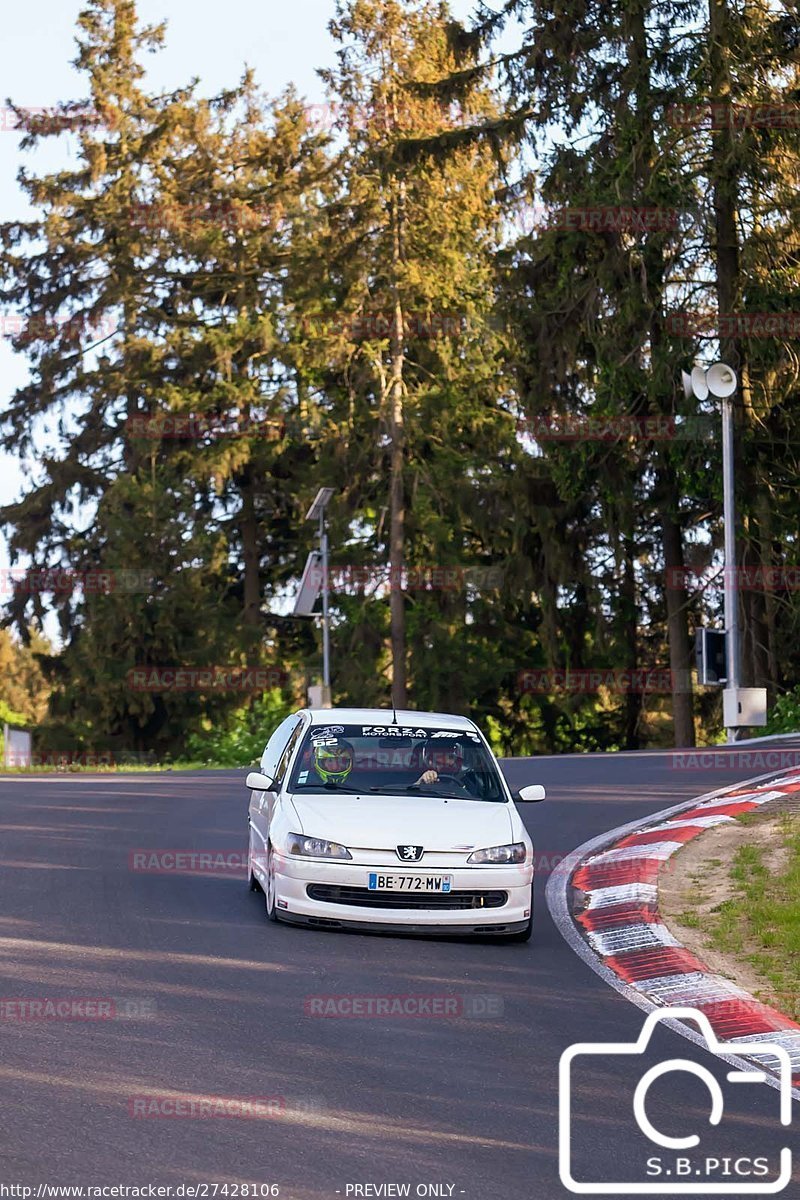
[621,532,642,749]
[626,0,695,746]
[756,489,778,691]
[239,464,261,630]
[388,285,406,708]
[659,480,696,747]
[741,512,771,691]
[387,66,407,709]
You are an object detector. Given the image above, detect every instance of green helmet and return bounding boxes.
[313,740,354,785]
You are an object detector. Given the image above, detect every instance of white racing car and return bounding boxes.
[246,708,545,940]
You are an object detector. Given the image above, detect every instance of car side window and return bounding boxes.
[272,720,305,789]
[260,715,300,782]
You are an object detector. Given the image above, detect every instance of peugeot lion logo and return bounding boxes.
[397,845,424,862]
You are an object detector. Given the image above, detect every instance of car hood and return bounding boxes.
[287,792,514,851]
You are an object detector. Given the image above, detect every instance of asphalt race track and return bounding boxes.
[1,744,798,1199]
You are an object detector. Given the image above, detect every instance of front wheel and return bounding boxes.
[264,843,278,922]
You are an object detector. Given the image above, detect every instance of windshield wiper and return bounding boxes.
[367,784,424,794]
[368,784,480,800]
[293,782,366,795]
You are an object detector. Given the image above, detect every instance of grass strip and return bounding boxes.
[705,815,799,1021]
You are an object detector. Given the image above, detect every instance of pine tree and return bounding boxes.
[0,1,265,748]
[693,1,800,700]
[431,0,712,745]
[0,629,52,725]
[305,0,518,711]
[126,78,332,646]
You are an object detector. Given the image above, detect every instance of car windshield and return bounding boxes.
[288,723,507,802]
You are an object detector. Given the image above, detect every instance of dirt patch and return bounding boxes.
[659,816,793,1009]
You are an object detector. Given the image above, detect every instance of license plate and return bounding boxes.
[368,873,452,893]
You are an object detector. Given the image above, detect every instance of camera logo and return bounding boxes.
[559,1007,793,1194]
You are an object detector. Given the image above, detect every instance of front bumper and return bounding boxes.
[271,854,533,934]
[277,912,530,936]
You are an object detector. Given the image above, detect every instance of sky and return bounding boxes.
[0,0,490,575]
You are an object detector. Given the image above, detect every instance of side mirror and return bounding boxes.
[246,771,275,792]
[517,784,546,803]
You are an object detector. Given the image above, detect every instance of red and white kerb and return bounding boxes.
[570,775,800,1090]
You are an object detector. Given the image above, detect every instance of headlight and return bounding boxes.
[287,833,352,860]
[467,842,526,865]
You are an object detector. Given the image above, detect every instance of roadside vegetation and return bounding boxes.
[706,815,800,1020]
[676,814,800,1021]
[0,690,292,771]
[3,0,800,759]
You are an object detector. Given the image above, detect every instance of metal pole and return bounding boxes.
[320,508,331,705]
[722,392,739,743]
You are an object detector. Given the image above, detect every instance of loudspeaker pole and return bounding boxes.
[721,388,740,735]
[304,488,336,708]
[683,362,741,744]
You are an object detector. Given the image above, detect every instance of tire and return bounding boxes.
[505,886,533,942]
[264,842,279,922]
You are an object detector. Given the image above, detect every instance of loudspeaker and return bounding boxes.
[691,365,709,400]
[682,365,710,401]
[681,370,694,401]
[706,362,737,398]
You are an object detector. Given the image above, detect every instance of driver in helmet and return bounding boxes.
[413,741,465,787]
[312,739,355,786]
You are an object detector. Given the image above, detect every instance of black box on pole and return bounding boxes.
[695,628,727,685]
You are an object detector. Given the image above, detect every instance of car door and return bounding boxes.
[249,714,304,859]
[264,717,306,835]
